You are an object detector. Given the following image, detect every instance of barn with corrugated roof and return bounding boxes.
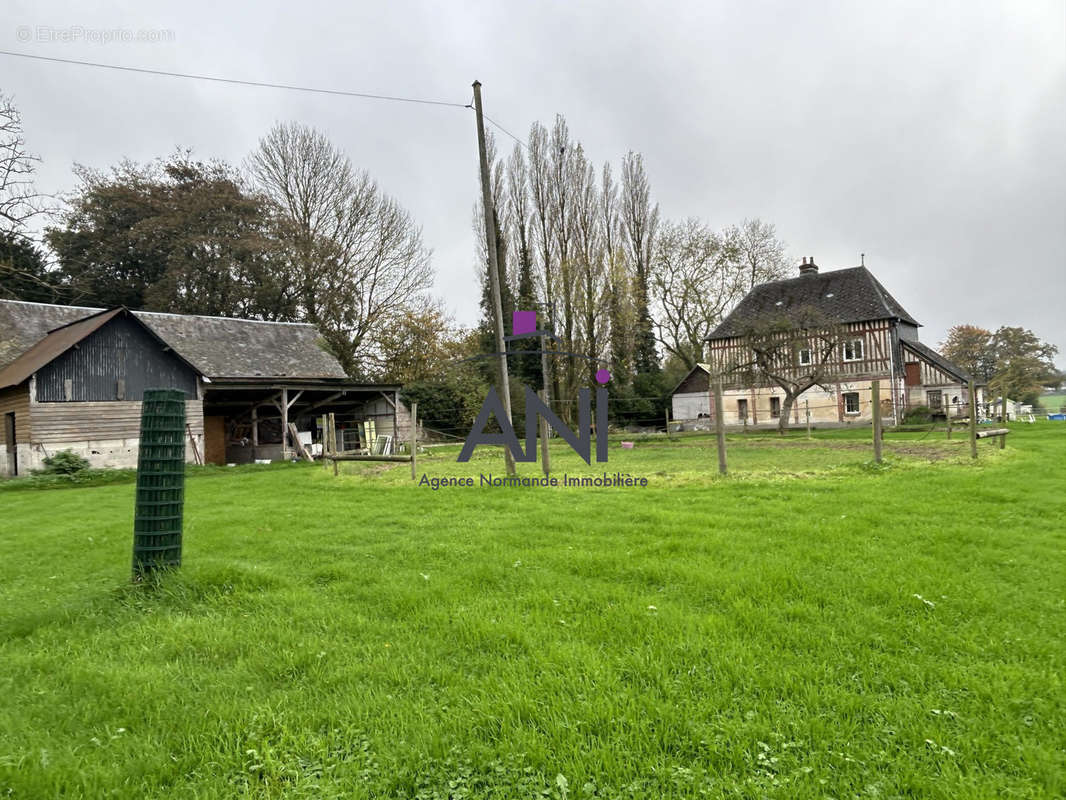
[0,299,408,476]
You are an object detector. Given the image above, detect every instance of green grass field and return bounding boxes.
[1,425,1063,798]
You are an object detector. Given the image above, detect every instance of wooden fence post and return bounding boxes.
[805,398,811,439]
[715,377,727,475]
[328,412,338,475]
[539,389,551,477]
[872,380,882,463]
[968,380,978,459]
[410,401,418,480]
[946,399,952,439]
[1000,395,1007,449]
[280,388,288,460]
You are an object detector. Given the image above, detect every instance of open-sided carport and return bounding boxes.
[201,379,404,464]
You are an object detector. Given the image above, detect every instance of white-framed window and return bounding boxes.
[843,338,865,362]
[843,391,860,415]
[798,347,812,366]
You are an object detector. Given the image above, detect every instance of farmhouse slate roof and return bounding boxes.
[707,266,919,340]
[0,299,348,379]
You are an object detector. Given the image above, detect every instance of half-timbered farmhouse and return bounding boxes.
[0,300,410,476]
[671,259,980,427]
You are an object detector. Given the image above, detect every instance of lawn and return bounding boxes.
[0,425,1063,798]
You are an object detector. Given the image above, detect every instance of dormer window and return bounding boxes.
[798,347,813,366]
[843,338,864,362]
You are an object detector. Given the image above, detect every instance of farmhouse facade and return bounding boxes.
[0,300,409,476]
[671,259,979,427]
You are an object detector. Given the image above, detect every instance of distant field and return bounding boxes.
[1039,393,1065,412]
[1,425,1063,798]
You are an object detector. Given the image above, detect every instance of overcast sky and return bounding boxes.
[4,0,1065,362]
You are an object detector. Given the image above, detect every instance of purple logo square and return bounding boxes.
[512,310,537,336]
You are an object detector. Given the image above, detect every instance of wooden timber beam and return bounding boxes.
[304,392,345,413]
[328,454,412,463]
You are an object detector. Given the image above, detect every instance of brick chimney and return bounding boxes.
[799,256,818,276]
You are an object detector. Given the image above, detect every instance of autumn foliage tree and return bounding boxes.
[988,326,1058,405]
[940,325,997,384]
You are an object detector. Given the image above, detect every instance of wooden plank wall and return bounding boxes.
[917,359,957,387]
[31,400,204,444]
[0,384,31,443]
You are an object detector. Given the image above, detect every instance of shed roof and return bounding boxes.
[0,299,348,379]
[707,266,919,340]
[901,339,972,383]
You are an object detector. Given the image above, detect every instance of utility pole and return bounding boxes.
[472,80,515,475]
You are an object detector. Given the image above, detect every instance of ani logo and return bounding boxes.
[459,310,611,465]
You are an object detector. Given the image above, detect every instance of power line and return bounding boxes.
[482,113,527,148]
[1,48,530,147]
[0,49,470,108]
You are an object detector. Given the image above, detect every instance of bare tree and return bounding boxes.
[571,147,607,385]
[247,122,432,377]
[651,218,747,370]
[600,162,633,387]
[0,93,62,300]
[550,116,582,407]
[620,151,660,373]
[0,94,48,232]
[724,307,846,432]
[722,218,790,290]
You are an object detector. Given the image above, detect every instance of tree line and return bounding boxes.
[9,91,1052,434]
[1,92,790,433]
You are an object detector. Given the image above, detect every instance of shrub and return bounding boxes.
[902,405,933,424]
[37,449,91,475]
